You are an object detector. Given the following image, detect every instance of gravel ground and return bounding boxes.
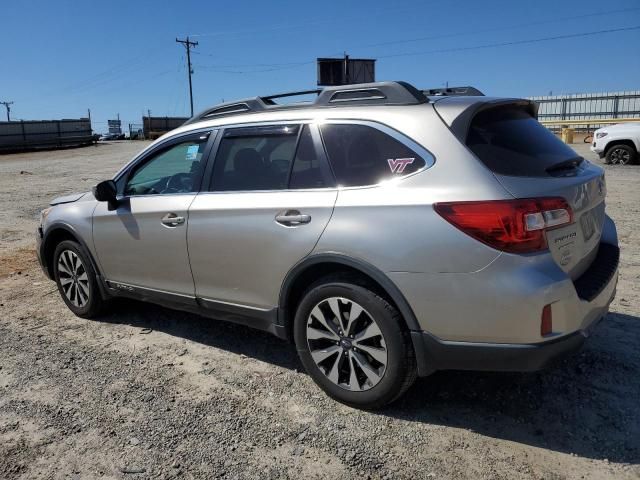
[0,141,638,479]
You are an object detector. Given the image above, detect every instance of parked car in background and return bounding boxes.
[591,122,640,165]
[99,133,125,141]
[99,133,119,141]
[36,82,619,409]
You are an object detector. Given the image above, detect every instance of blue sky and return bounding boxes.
[1,0,639,132]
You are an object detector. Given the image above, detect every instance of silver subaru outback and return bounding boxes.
[36,82,619,409]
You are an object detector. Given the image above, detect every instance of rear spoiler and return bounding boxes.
[434,98,538,141]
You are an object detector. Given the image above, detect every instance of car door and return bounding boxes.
[187,123,337,312]
[93,130,215,299]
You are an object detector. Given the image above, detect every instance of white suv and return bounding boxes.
[591,122,640,165]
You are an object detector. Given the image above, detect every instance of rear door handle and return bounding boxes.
[275,210,311,226]
[161,212,185,227]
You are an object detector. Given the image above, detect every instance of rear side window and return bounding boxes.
[466,106,580,177]
[319,124,426,187]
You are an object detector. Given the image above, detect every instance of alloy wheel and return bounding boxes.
[610,148,631,165]
[306,297,387,391]
[57,250,90,308]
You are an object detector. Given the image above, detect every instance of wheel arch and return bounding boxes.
[42,223,104,285]
[604,138,638,155]
[278,253,422,337]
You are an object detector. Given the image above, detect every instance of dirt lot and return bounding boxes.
[0,141,638,479]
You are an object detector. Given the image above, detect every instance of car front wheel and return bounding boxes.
[294,276,416,409]
[605,144,637,165]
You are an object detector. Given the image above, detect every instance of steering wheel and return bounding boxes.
[162,172,193,194]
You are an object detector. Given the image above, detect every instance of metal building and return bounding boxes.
[0,119,93,153]
[529,90,640,131]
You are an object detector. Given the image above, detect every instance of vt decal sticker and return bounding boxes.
[387,157,415,174]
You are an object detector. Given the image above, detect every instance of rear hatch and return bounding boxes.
[461,103,607,280]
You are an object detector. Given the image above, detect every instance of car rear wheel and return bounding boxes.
[53,240,107,318]
[605,144,636,165]
[294,276,416,409]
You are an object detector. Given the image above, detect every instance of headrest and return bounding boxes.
[234,148,263,173]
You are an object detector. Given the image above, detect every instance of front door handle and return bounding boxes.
[275,210,311,226]
[161,212,185,227]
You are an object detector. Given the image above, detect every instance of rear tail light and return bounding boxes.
[541,304,553,336]
[434,198,573,254]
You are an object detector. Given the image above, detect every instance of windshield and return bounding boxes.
[466,106,580,177]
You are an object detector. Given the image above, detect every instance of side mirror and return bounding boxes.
[92,180,118,207]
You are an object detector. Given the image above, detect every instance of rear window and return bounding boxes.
[466,106,580,177]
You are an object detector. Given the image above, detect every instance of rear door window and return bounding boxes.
[319,123,426,187]
[466,106,581,177]
[210,125,299,191]
[289,125,334,189]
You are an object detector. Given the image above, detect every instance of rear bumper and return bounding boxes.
[412,316,601,375]
[409,242,618,376]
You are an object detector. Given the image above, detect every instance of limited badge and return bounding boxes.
[387,157,415,174]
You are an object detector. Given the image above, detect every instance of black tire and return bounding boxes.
[605,144,637,165]
[53,240,107,318]
[294,275,416,410]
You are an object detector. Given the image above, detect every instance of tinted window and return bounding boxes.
[211,125,299,191]
[125,135,208,196]
[466,106,580,177]
[320,124,426,187]
[289,125,334,189]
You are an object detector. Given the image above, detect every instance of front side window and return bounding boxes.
[125,135,209,196]
[319,123,426,187]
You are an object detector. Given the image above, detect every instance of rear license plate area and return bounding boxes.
[580,210,596,241]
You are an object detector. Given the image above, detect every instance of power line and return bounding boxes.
[357,7,640,50]
[189,25,640,75]
[183,4,420,39]
[176,37,198,116]
[186,9,640,74]
[193,61,314,74]
[375,25,640,60]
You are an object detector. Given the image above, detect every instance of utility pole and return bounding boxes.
[176,36,198,116]
[343,52,350,84]
[1,101,14,122]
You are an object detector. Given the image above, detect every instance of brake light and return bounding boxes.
[434,198,573,254]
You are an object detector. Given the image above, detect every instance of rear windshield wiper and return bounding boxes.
[546,157,584,174]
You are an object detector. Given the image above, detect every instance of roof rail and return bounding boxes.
[423,86,484,97]
[184,81,429,125]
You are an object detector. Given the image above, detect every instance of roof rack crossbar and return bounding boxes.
[185,81,442,125]
[261,89,321,103]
